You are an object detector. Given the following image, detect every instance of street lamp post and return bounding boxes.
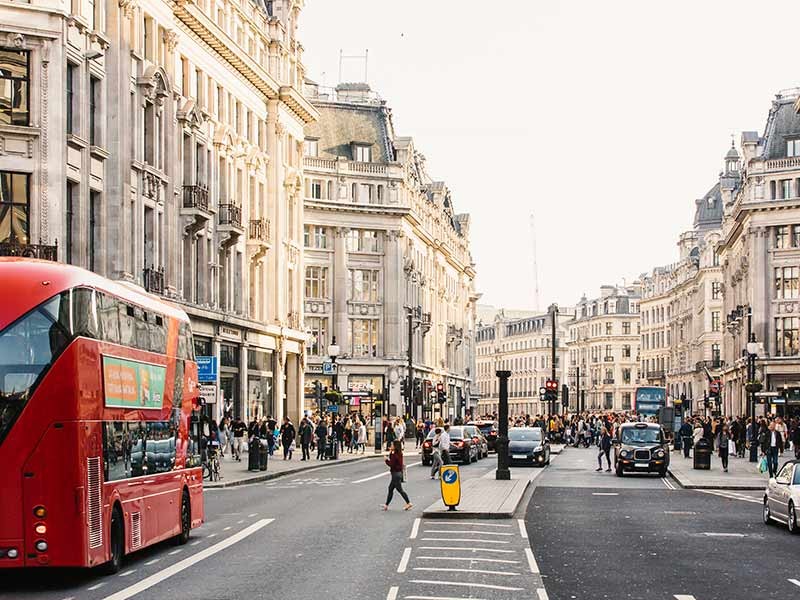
[746,331,760,463]
[495,370,511,480]
[326,337,340,419]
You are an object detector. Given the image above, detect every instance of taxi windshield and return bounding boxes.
[620,427,662,445]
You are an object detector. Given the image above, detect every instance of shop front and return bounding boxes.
[247,348,274,422]
[303,367,334,415]
[347,374,384,421]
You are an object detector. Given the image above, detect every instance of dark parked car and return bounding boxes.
[614,422,670,477]
[421,426,478,466]
[469,421,498,452]
[463,425,489,459]
[508,427,550,467]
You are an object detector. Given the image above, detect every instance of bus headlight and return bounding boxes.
[35,540,47,552]
[34,523,47,535]
[6,548,18,559]
[33,506,47,519]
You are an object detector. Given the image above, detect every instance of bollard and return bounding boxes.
[496,370,511,480]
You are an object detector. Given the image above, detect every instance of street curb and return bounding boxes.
[667,468,765,491]
[204,454,384,489]
[421,478,532,520]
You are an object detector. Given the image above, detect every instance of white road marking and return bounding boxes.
[675,596,697,600]
[525,547,540,574]
[699,490,762,505]
[537,588,550,600]
[397,547,412,573]
[207,533,217,538]
[664,511,697,515]
[702,532,745,537]
[424,530,513,536]
[423,521,511,527]
[591,492,619,496]
[662,478,676,490]
[417,546,515,553]
[405,597,487,600]
[518,518,528,538]
[223,526,231,531]
[409,580,523,592]
[168,549,183,555]
[248,513,258,517]
[386,586,399,600]
[789,579,800,588]
[190,541,201,546]
[100,519,274,600]
[410,518,421,539]
[118,570,136,577]
[87,583,106,591]
[354,462,422,483]
[421,538,509,544]
[144,559,160,566]
[415,556,519,564]
[413,566,518,576]
[237,519,244,524]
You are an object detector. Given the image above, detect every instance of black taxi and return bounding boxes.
[614,422,670,477]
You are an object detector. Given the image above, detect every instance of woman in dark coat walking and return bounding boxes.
[279,417,296,460]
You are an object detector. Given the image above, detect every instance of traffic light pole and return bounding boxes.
[407,310,414,420]
[495,370,511,480]
[576,366,581,414]
[550,304,558,416]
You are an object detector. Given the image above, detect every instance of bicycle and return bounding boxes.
[203,441,221,482]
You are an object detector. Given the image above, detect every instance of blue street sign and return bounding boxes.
[322,361,336,375]
[442,469,458,484]
[196,356,218,382]
[326,404,339,413]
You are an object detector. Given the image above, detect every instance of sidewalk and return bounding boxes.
[668,451,772,490]
[204,448,384,489]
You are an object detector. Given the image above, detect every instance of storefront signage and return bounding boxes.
[196,356,218,382]
[102,355,166,409]
[218,325,241,340]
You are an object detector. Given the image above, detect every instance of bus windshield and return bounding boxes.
[635,387,666,416]
[0,293,72,445]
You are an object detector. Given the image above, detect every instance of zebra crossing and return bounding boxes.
[386,518,548,600]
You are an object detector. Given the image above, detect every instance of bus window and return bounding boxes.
[173,360,184,411]
[119,303,136,347]
[103,422,128,482]
[134,307,149,351]
[0,293,72,445]
[177,322,194,360]
[70,288,99,339]
[145,421,177,474]
[98,293,120,344]
[147,311,166,354]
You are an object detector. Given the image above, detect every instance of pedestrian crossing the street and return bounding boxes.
[386,519,548,600]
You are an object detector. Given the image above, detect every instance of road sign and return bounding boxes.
[196,356,218,383]
[439,465,461,510]
[326,404,339,413]
[322,361,337,375]
[199,384,216,406]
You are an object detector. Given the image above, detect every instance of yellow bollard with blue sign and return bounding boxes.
[439,465,461,511]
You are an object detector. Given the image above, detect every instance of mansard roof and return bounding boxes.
[693,182,723,231]
[763,91,800,159]
[305,100,394,162]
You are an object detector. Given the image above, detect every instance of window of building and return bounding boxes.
[776,225,789,249]
[711,281,721,300]
[775,266,799,299]
[0,171,29,245]
[310,179,322,199]
[605,322,612,335]
[776,317,800,356]
[303,225,327,249]
[305,138,319,157]
[622,368,631,384]
[89,76,99,145]
[353,145,371,162]
[347,229,380,253]
[622,344,631,358]
[89,191,99,272]
[781,179,793,199]
[711,311,721,332]
[349,269,379,303]
[306,317,328,356]
[622,392,631,410]
[0,49,29,126]
[66,62,76,134]
[65,181,76,263]
[622,321,630,335]
[792,225,800,248]
[788,139,800,157]
[304,266,328,298]
[711,343,720,365]
[350,319,377,357]
[604,392,613,409]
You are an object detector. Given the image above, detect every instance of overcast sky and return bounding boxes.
[300,0,799,311]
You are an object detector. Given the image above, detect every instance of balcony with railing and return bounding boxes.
[604,355,614,362]
[218,203,243,229]
[0,239,58,261]
[695,359,724,372]
[603,378,615,384]
[143,266,165,295]
[248,218,272,244]
[646,370,666,380]
[182,184,210,212]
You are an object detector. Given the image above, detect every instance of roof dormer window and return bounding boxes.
[304,138,319,157]
[787,138,800,157]
[353,144,371,162]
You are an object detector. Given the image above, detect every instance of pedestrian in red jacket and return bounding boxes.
[383,440,413,511]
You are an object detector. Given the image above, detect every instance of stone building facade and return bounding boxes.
[475,308,572,417]
[0,0,316,424]
[567,286,641,412]
[301,82,478,421]
[639,153,733,415]
[719,89,800,417]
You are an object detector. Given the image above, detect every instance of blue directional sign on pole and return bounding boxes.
[196,356,218,383]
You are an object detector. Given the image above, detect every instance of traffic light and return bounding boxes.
[561,384,569,408]
[436,382,446,404]
[544,379,559,406]
[400,379,408,402]
[413,378,423,405]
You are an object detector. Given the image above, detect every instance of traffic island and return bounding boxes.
[422,472,532,519]
[667,453,768,490]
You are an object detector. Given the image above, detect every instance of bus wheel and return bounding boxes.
[175,490,191,545]
[102,506,124,575]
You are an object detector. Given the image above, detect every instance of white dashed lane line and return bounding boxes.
[409,518,420,539]
[518,518,528,538]
[788,579,800,588]
[385,585,398,600]
[397,547,412,573]
[117,570,136,577]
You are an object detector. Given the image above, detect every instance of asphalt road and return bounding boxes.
[0,449,498,600]
[527,446,800,600]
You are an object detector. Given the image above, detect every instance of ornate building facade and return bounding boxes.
[719,89,800,416]
[301,82,478,421]
[0,0,316,424]
[567,286,641,412]
[475,308,572,417]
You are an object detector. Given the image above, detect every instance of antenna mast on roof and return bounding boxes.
[530,213,540,312]
[338,49,369,83]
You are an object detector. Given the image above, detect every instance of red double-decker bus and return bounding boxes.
[0,258,203,572]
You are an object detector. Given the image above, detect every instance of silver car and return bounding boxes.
[763,459,800,533]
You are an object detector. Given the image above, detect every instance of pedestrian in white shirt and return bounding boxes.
[439,425,451,465]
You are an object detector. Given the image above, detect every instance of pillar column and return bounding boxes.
[334,227,349,349]
[384,230,402,357]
